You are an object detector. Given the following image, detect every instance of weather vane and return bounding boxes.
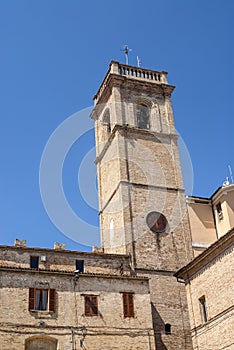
[121,45,132,65]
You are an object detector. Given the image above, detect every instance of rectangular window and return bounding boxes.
[75,260,84,273]
[30,256,39,269]
[216,202,223,220]
[29,288,56,312]
[199,296,208,323]
[123,293,134,317]
[84,295,98,316]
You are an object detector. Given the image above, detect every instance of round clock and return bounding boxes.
[146,211,168,233]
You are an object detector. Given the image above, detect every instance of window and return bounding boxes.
[29,288,56,312]
[103,108,111,133]
[136,104,150,129]
[199,296,208,323]
[76,260,84,273]
[165,323,171,334]
[216,202,223,220]
[123,292,134,317]
[84,295,98,316]
[30,256,39,269]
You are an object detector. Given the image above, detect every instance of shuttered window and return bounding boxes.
[49,289,56,313]
[84,295,98,316]
[123,293,134,317]
[28,288,56,313]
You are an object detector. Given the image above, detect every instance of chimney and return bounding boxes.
[14,239,26,247]
[54,242,66,250]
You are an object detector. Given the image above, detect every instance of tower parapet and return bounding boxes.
[94,61,170,105]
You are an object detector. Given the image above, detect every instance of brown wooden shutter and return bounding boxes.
[91,296,98,315]
[85,295,98,316]
[128,293,134,317]
[123,293,128,317]
[123,293,134,317]
[49,289,56,313]
[85,296,91,315]
[29,288,35,311]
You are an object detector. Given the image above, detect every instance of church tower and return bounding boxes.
[91,61,193,349]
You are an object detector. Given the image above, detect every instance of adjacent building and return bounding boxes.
[176,184,234,350]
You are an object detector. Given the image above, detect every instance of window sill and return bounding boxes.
[30,310,54,318]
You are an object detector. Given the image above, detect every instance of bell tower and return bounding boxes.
[91,61,193,349]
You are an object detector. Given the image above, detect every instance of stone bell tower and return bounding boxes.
[91,61,193,349]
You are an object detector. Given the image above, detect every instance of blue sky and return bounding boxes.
[0,0,233,251]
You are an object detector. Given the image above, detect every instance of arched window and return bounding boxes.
[165,323,171,335]
[136,104,150,129]
[103,108,111,133]
[25,336,57,350]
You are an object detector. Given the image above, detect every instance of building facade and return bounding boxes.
[175,228,234,350]
[176,184,234,350]
[0,241,155,350]
[0,61,233,350]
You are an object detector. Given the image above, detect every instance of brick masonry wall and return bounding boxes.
[94,71,194,350]
[0,265,155,350]
[184,243,234,350]
[0,246,131,276]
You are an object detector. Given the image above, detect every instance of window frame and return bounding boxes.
[216,202,223,220]
[165,323,171,335]
[30,256,39,269]
[84,295,98,316]
[75,260,84,273]
[102,108,111,134]
[136,104,150,130]
[122,292,134,318]
[199,295,208,323]
[29,288,56,313]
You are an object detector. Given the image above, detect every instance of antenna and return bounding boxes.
[228,165,234,183]
[137,56,141,67]
[121,45,132,65]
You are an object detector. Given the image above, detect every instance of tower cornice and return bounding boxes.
[93,61,175,106]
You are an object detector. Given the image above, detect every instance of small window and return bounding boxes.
[216,202,223,220]
[75,260,84,273]
[103,109,111,133]
[165,323,171,334]
[84,295,98,316]
[29,288,56,313]
[30,256,39,269]
[123,293,134,317]
[136,104,150,129]
[199,296,208,323]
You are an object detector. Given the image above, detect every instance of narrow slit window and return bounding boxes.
[216,202,223,220]
[199,296,208,323]
[165,323,171,334]
[103,109,111,133]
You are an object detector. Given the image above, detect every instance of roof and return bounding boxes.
[187,183,234,203]
[175,227,234,281]
[0,244,129,260]
[0,265,148,281]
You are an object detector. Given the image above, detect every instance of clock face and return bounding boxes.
[146,211,168,233]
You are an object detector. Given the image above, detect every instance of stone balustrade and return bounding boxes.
[94,61,168,104]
